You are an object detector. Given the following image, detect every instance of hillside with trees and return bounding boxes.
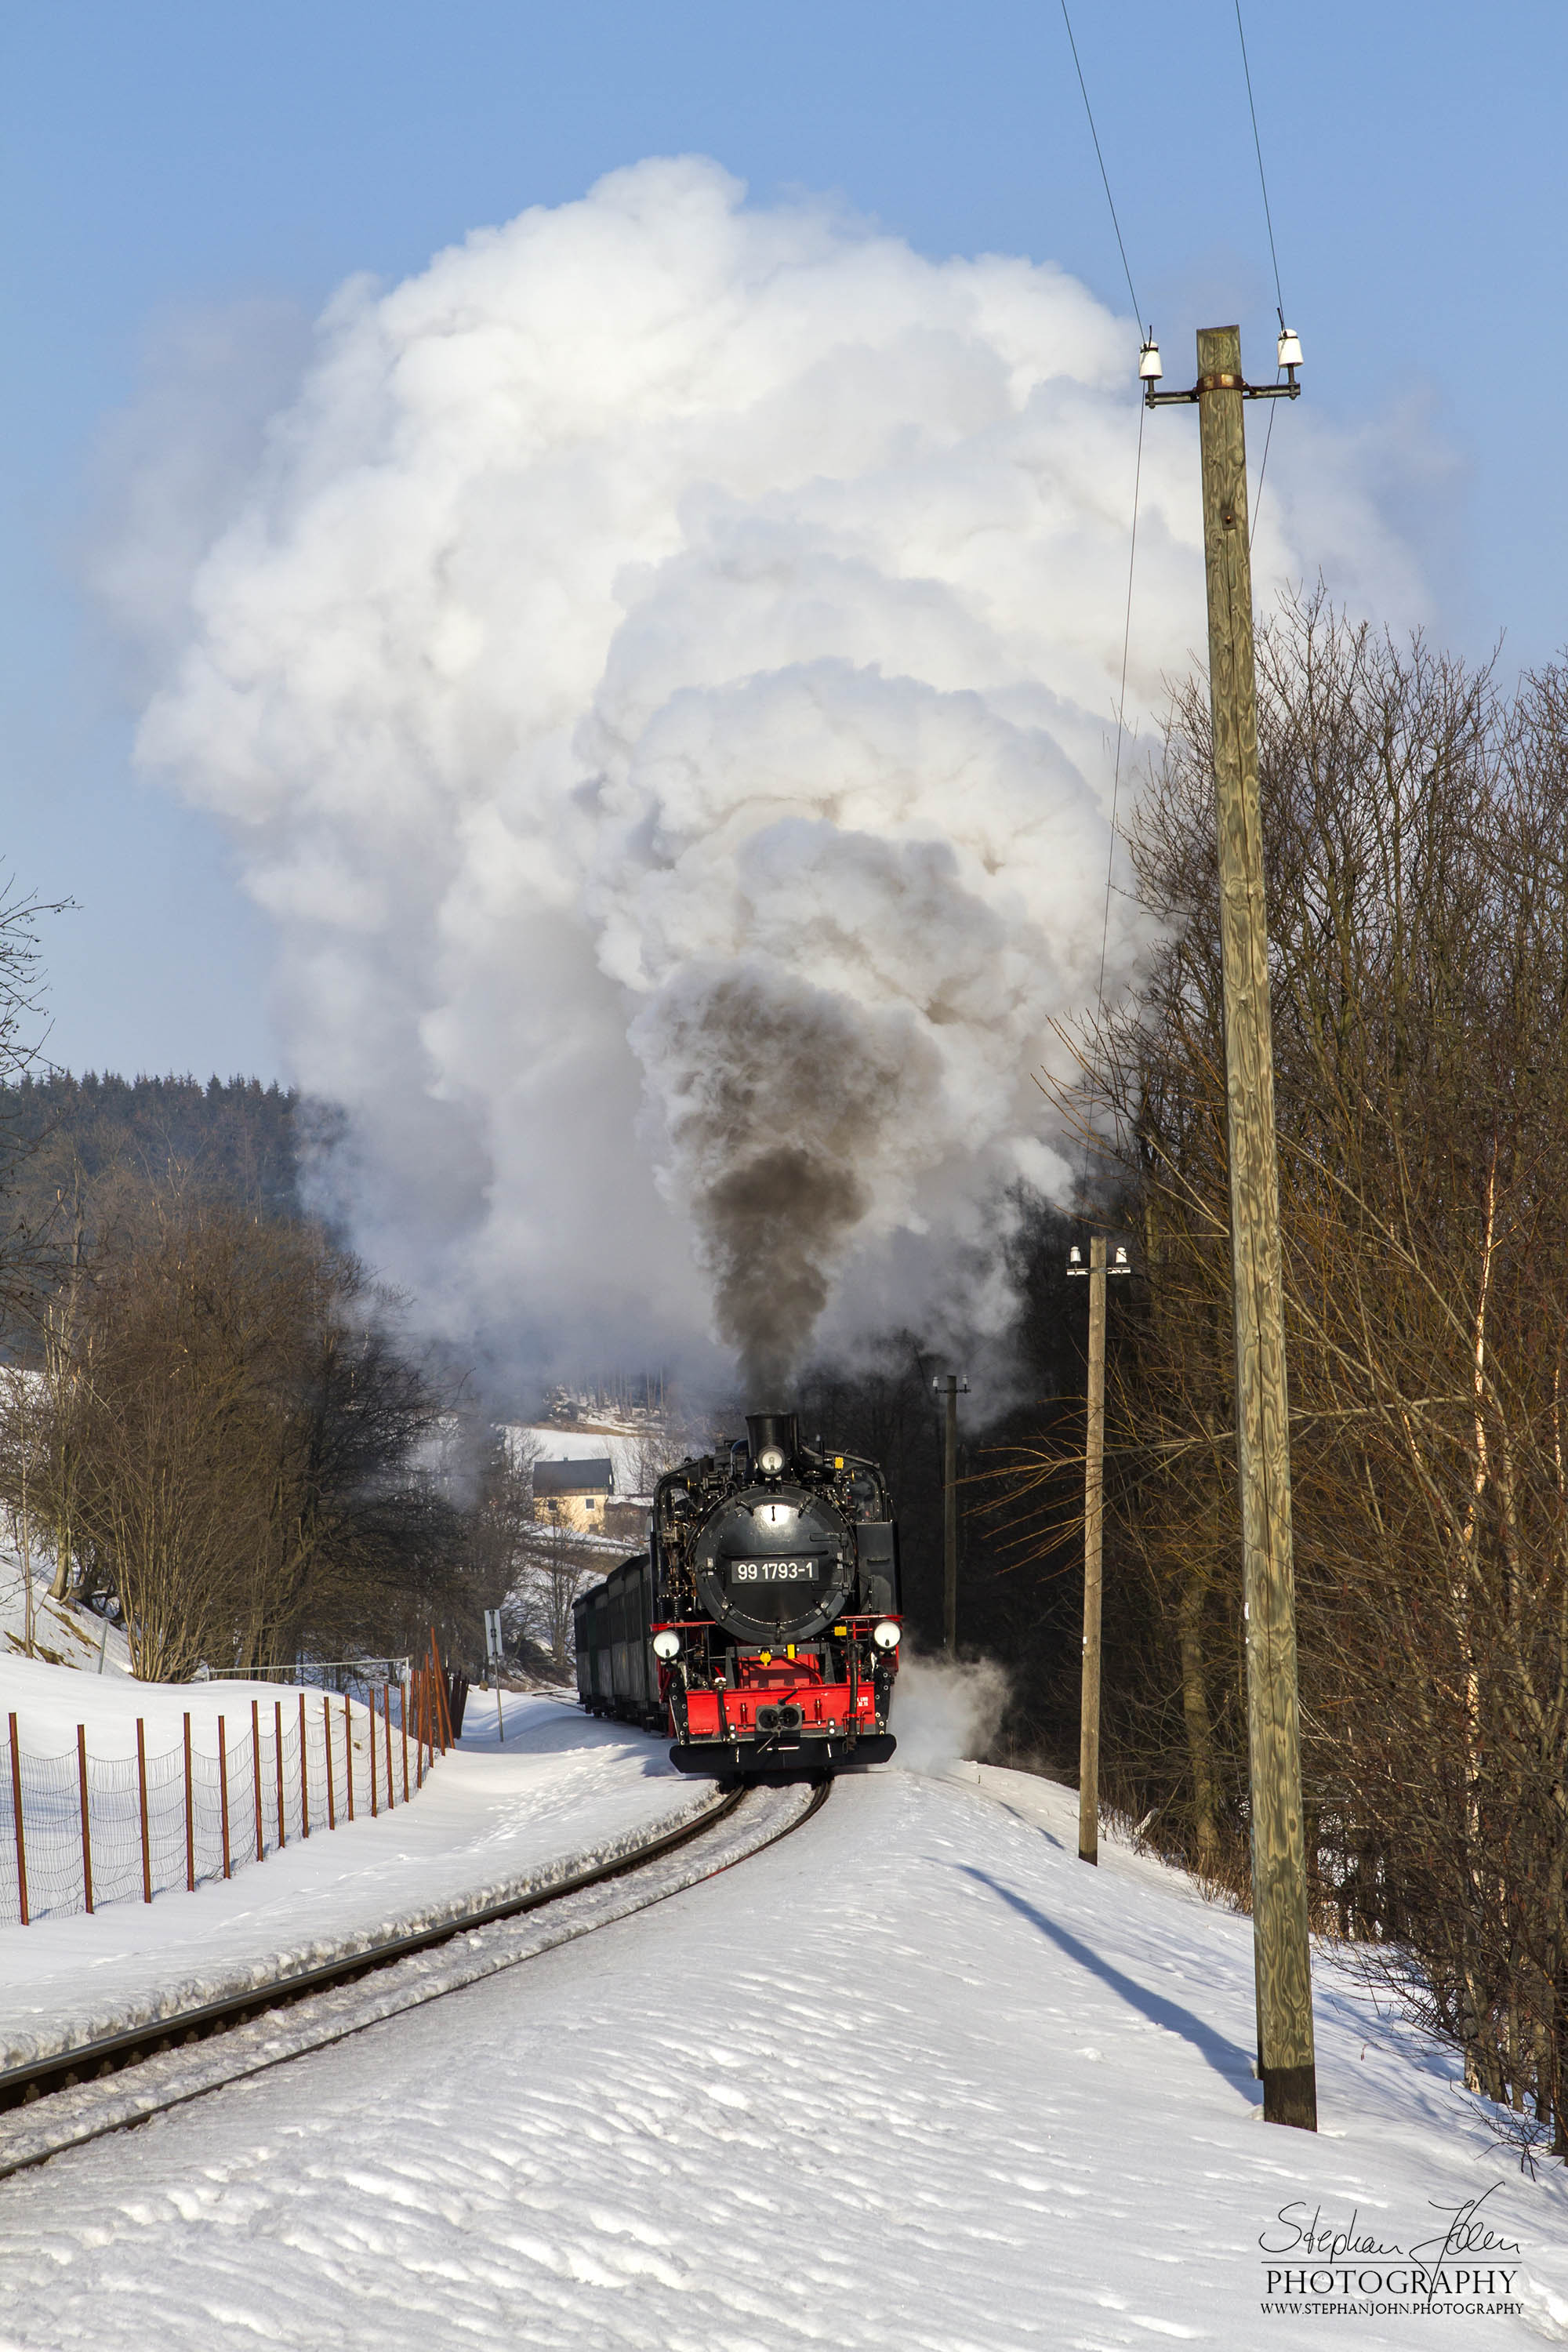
[996,594,1568,2156]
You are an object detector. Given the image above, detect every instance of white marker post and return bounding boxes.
[485,1609,505,1743]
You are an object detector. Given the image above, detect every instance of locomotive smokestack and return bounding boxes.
[746,1410,799,1469]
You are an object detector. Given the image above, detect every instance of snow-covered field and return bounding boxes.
[2,1731,1566,2347]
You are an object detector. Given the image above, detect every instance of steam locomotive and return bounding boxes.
[572,1410,902,1777]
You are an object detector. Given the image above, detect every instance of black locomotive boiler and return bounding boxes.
[573,1410,902,1777]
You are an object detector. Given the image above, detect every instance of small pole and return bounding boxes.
[430,1633,453,1751]
[343,1692,354,1822]
[324,1696,336,1830]
[934,1377,967,1655]
[429,1630,445,1751]
[382,1683,394,1808]
[298,1692,310,1838]
[8,1713,29,1927]
[217,1715,232,1880]
[400,1682,410,1802]
[19,1433,34,1659]
[251,1700,264,1860]
[368,1687,379,1817]
[183,1711,196,1890]
[76,1724,93,1914]
[944,1376,959,1654]
[1080,1236,1108,1864]
[136,1717,152,1904]
[486,1610,505,1744]
[274,1699,285,1847]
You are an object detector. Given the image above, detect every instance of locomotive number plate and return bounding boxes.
[729,1560,820,1582]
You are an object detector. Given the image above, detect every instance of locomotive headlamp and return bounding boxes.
[872,1620,902,1650]
[757,1445,786,1476]
[652,1629,681,1661]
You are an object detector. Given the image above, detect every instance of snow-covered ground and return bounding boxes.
[0,1547,132,1679]
[2,1743,1566,2347]
[0,1675,697,2071]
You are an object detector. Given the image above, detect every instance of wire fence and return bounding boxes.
[2,1659,456,1929]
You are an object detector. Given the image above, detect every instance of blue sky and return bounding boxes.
[4,0,1564,1080]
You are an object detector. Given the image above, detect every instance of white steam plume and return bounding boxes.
[887,1650,1012,1775]
[122,158,1424,1387]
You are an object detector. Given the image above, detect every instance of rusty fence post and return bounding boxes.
[217,1715,232,1880]
[9,1713,29,1926]
[343,1692,354,1823]
[274,1699,285,1848]
[323,1696,336,1831]
[251,1700,264,1860]
[368,1687,379,1817]
[77,1723,93,1914]
[401,1678,410,1802]
[183,1711,196,1891]
[383,1684,394,1809]
[136,1717,153,1904]
[299,1692,310,1838]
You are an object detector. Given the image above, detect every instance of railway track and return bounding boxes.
[0,1775,830,2182]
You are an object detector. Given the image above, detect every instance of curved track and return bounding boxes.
[0,1776,830,2182]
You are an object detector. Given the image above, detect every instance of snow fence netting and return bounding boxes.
[2,1679,438,1927]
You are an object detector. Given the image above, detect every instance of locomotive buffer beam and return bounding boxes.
[670,1731,896,1780]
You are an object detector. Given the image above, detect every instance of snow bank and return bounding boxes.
[0,1688,695,2072]
[2,1760,1564,2346]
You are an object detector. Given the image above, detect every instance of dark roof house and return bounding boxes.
[534,1457,615,1498]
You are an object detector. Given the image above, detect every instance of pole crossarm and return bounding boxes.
[1146,377,1299,408]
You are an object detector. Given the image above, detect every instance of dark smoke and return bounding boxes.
[702,1148,866,1399]
[638,966,938,1394]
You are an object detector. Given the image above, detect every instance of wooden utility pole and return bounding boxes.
[1068,1234,1131,1864]
[1193,322,1316,2131]
[1078,1233,1106,1864]
[942,1374,960,1655]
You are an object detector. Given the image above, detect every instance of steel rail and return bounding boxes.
[0,1777,831,2172]
[2,1782,753,2114]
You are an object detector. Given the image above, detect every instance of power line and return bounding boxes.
[1058,2,1142,326]
[1235,2,1285,321]
[1250,394,1277,552]
[1096,399,1145,1016]
[1236,3,1289,547]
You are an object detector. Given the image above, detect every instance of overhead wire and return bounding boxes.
[1058,1,1148,1200]
[1058,2,1142,328]
[1235,2,1287,547]
[1235,1,1284,321]
[1097,399,1144,1017]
